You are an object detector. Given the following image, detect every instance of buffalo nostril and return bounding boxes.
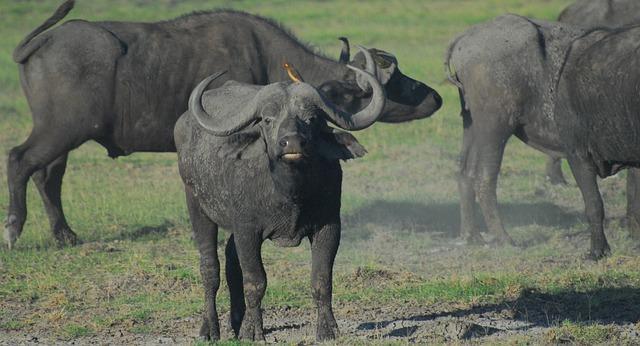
[279,139,288,147]
[299,138,307,147]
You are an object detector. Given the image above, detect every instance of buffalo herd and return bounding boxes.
[5,0,640,342]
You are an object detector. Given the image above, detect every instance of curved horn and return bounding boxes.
[338,37,350,64]
[189,71,258,136]
[354,45,377,92]
[298,50,386,131]
[359,44,376,75]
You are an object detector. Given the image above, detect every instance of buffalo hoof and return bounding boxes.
[199,318,220,341]
[627,217,640,241]
[491,234,516,247]
[316,312,339,341]
[53,227,79,248]
[229,309,243,337]
[585,247,611,261]
[547,174,568,186]
[464,233,486,246]
[239,318,265,341]
[4,215,20,250]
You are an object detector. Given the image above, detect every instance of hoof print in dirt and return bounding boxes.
[435,319,501,340]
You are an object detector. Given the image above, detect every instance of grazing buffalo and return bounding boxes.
[544,0,640,185]
[5,0,442,249]
[175,48,384,341]
[555,23,640,258]
[446,14,585,245]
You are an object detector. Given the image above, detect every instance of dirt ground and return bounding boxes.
[3,260,640,345]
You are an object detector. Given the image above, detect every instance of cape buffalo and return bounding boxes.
[175,48,384,341]
[446,14,585,245]
[5,0,442,249]
[544,0,640,185]
[555,23,640,259]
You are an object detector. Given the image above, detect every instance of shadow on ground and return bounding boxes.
[343,200,579,240]
[355,286,640,340]
[104,220,176,242]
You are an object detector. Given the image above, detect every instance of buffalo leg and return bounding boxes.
[459,111,514,246]
[474,135,515,246]
[310,223,340,341]
[545,155,567,185]
[225,234,245,337]
[32,154,77,247]
[626,168,640,240]
[185,186,221,341]
[5,132,78,249]
[458,108,485,244]
[567,157,610,259]
[234,232,266,341]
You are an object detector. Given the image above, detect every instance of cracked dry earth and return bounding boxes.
[2,302,639,345]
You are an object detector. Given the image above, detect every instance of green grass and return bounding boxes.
[1,0,639,344]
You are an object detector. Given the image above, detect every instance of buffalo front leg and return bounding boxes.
[185,186,221,341]
[545,155,567,185]
[32,154,77,247]
[225,234,245,337]
[567,158,610,259]
[310,223,340,341]
[626,168,640,241]
[234,232,266,341]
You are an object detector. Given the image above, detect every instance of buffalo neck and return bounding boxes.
[248,17,351,86]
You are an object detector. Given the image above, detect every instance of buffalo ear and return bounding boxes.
[215,125,266,160]
[375,61,396,85]
[373,50,398,85]
[317,127,367,160]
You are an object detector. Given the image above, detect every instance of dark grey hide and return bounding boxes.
[544,0,640,184]
[559,0,640,28]
[446,14,585,246]
[5,0,442,249]
[555,23,640,258]
[175,56,385,341]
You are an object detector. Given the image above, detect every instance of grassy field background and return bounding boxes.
[2,0,640,344]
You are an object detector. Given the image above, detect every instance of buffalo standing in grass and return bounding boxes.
[446,14,584,246]
[5,0,442,249]
[554,23,640,258]
[175,48,384,341]
[543,0,640,186]
[447,13,640,258]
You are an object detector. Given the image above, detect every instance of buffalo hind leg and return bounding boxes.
[310,222,340,341]
[32,153,77,247]
[567,157,610,259]
[225,234,245,337]
[185,186,221,341]
[234,231,266,341]
[545,155,567,185]
[5,133,78,249]
[472,131,515,246]
[458,108,486,245]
